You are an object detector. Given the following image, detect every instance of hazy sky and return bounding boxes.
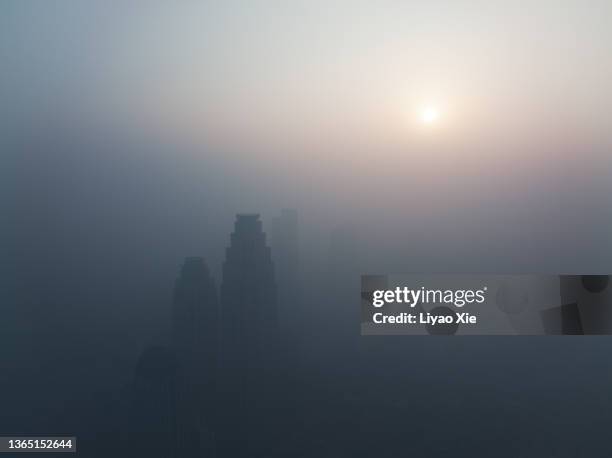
[2,1,612,270]
[4,1,612,147]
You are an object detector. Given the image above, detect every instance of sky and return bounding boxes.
[2,0,612,271]
[4,1,612,145]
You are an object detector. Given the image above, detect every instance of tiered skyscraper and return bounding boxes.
[218,214,280,457]
[172,257,218,457]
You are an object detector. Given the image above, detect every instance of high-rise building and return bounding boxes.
[130,346,178,458]
[270,209,299,331]
[220,214,278,345]
[172,257,218,457]
[218,214,280,457]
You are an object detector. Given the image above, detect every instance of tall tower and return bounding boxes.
[218,214,279,457]
[220,214,278,346]
[270,209,299,331]
[172,257,218,457]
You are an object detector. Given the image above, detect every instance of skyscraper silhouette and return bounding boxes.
[218,214,280,458]
[268,209,302,450]
[270,209,300,331]
[172,257,218,457]
[130,346,178,458]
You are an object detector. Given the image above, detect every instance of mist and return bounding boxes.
[2,1,612,456]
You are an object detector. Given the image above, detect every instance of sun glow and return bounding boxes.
[420,106,440,124]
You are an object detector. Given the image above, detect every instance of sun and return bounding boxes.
[420,106,440,124]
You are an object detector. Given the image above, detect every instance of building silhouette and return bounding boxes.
[269,209,302,442]
[130,346,178,458]
[270,209,300,331]
[172,257,219,457]
[218,214,280,458]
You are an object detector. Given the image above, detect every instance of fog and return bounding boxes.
[2,1,612,456]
